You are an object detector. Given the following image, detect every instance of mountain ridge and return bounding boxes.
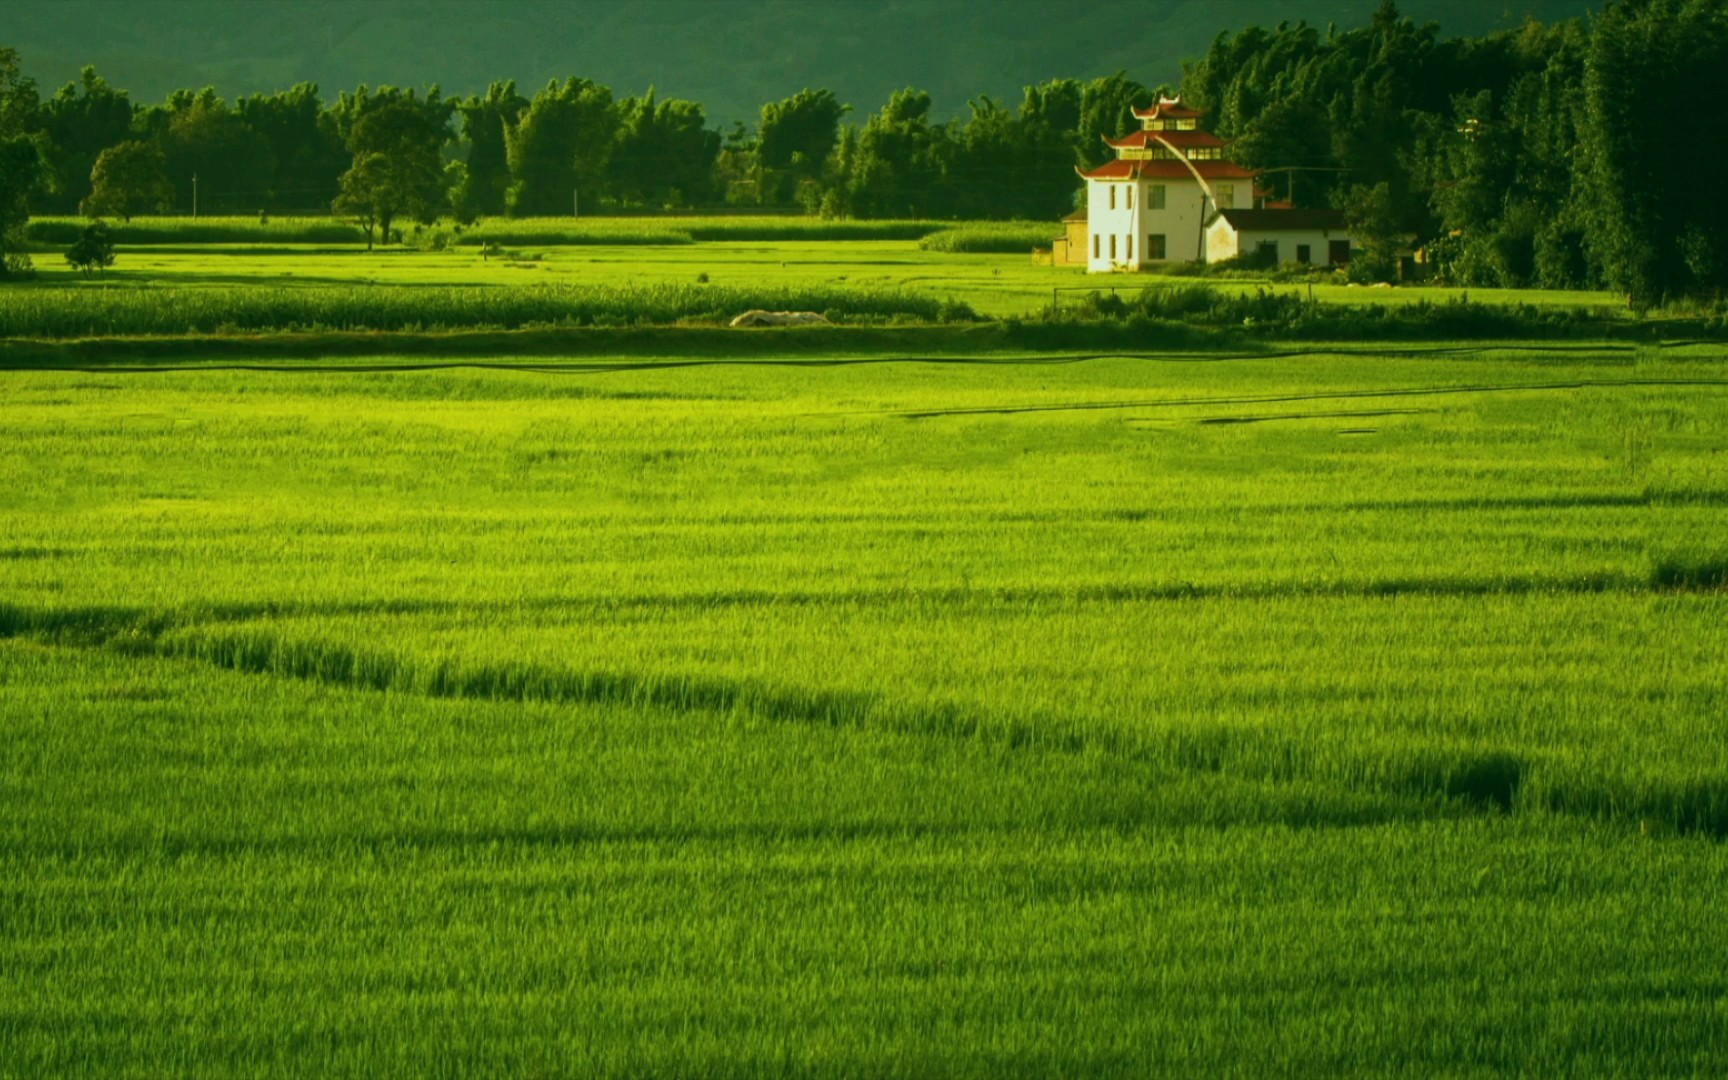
[10,0,1601,127]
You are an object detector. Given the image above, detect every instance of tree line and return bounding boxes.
[2,0,1725,301]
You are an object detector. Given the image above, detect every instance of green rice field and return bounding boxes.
[3,328,1726,1073]
[11,216,1624,321]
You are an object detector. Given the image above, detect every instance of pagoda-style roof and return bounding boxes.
[1079,158,1258,181]
[1104,129,1226,151]
[1132,95,1204,121]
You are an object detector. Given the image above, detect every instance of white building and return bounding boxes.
[1079,96,1353,272]
[1206,208,1354,267]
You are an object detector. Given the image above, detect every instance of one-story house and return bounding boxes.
[1205,208,1354,267]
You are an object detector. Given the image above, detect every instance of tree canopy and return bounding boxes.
[5,0,1727,299]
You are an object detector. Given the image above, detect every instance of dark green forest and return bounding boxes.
[4,0,1727,301]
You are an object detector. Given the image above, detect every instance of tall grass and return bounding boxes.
[26,216,368,245]
[3,347,1726,1075]
[1045,283,1636,339]
[918,222,1061,253]
[26,215,951,248]
[0,283,961,337]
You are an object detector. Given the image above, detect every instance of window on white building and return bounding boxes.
[1216,184,1235,209]
[1147,234,1167,260]
[1127,234,1134,261]
[1150,185,1166,210]
[1093,235,1100,259]
[1126,186,1133,209]
[1109,234,1117,260]
[1108,186,1116,210]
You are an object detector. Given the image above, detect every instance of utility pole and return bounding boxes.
[573,188,579,218]
[192,173,198,219]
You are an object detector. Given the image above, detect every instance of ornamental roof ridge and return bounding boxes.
[1132,94,1205,121]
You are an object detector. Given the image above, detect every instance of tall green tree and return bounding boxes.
[83,139,173,220]
[1578,0,1728,304]
[505,77,616,216]
[235,84,348,210]
[35,66,133,214]
[1017,79,1084,215]
[1075,73,1151,171]
[143,88,276,213]
[331,90,453,246]
[454,81,527,220]
[844,88,948,218]
[0,48,43,277]
[757,88,847,204]
[1341,181,1403,282]
[609,89,720,208]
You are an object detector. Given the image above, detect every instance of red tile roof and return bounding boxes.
[1080,158,1258,181]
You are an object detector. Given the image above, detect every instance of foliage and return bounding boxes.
[234,83,349,211]
[61,220,114,275]
[755,88,848,204]
[0,48,42,278]
[609,90,721,208]
[839,88,947,219]
[0,282,957,337]
[81,140,173,220]
[506,77,616,217]
[1577,0,1728,305]
[453,81,527,220]
[331,88,454,246]
[1340,181,1403,283]
[140,87,278,215]
[32,66,132,215]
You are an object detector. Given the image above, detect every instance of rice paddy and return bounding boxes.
[1,223,1725,1074]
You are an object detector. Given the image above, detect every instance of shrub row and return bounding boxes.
[0,284,971,338]
[25,215,953,248]
[1047,284,1657,340]
[918,223,1059,253]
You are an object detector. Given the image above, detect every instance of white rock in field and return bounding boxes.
[729,310,832,327]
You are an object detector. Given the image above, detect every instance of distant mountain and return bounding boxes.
[9,0,1602,127]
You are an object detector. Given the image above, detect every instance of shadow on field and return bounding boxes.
[1323,493,1649,514]
[1191,408,1435,425]
[899,377,1728,419]
[3,330,1707,374]
[0,570,1651,648]
[5,574,1724,841]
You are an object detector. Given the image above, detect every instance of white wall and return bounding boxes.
[1085,180,1138,272]
[1237,228,1353,266]
[1207,225,1356,267]
[1087,177,1209,272]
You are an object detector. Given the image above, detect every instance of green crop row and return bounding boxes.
[918,222,1062,253]
[25,214,953,248]
[0,283,965,337]
[3,343,1725,1076]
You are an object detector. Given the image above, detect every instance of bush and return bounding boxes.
[64,222,116,276]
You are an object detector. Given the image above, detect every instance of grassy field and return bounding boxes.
[12,215,1627,322]
[3,339,1727,1074]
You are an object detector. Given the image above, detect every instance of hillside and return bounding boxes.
[10,0,1601,126]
